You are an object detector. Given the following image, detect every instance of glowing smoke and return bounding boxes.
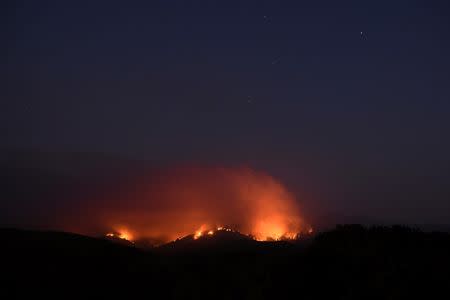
[63,166,307,243]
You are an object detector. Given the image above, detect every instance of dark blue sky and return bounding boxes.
[3,0,450,224]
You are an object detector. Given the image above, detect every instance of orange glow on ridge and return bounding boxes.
[69,166,310,244]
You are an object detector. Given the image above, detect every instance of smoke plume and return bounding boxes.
[61,166,306,243]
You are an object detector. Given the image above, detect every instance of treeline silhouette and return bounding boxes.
[2,225,450,299]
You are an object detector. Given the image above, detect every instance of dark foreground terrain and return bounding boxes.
[2,225,450,299]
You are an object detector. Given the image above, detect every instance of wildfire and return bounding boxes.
[188,224,306,242]
[194,230,203,240]
[118,229,133,241]
[71,166,312,244]
[106,223,313,245]
[192,226,229,240]
[105,228,134,242]
[194,224,207,240]
[250,212,302,241]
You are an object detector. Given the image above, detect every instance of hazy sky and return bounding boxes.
[2,1,450,225]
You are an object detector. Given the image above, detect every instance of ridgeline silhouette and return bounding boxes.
[2,225,450,299]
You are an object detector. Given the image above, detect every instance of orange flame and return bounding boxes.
[105,227,134,242]
[194,224,208,240]
[67,166,309,243]
[117,228,133,241]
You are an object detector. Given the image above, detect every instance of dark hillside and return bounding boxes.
[2,226,450,299]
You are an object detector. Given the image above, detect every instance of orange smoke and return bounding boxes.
[64,166,307,243]
[105,228,133,241]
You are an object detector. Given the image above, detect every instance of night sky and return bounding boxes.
[2,1,450,226]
